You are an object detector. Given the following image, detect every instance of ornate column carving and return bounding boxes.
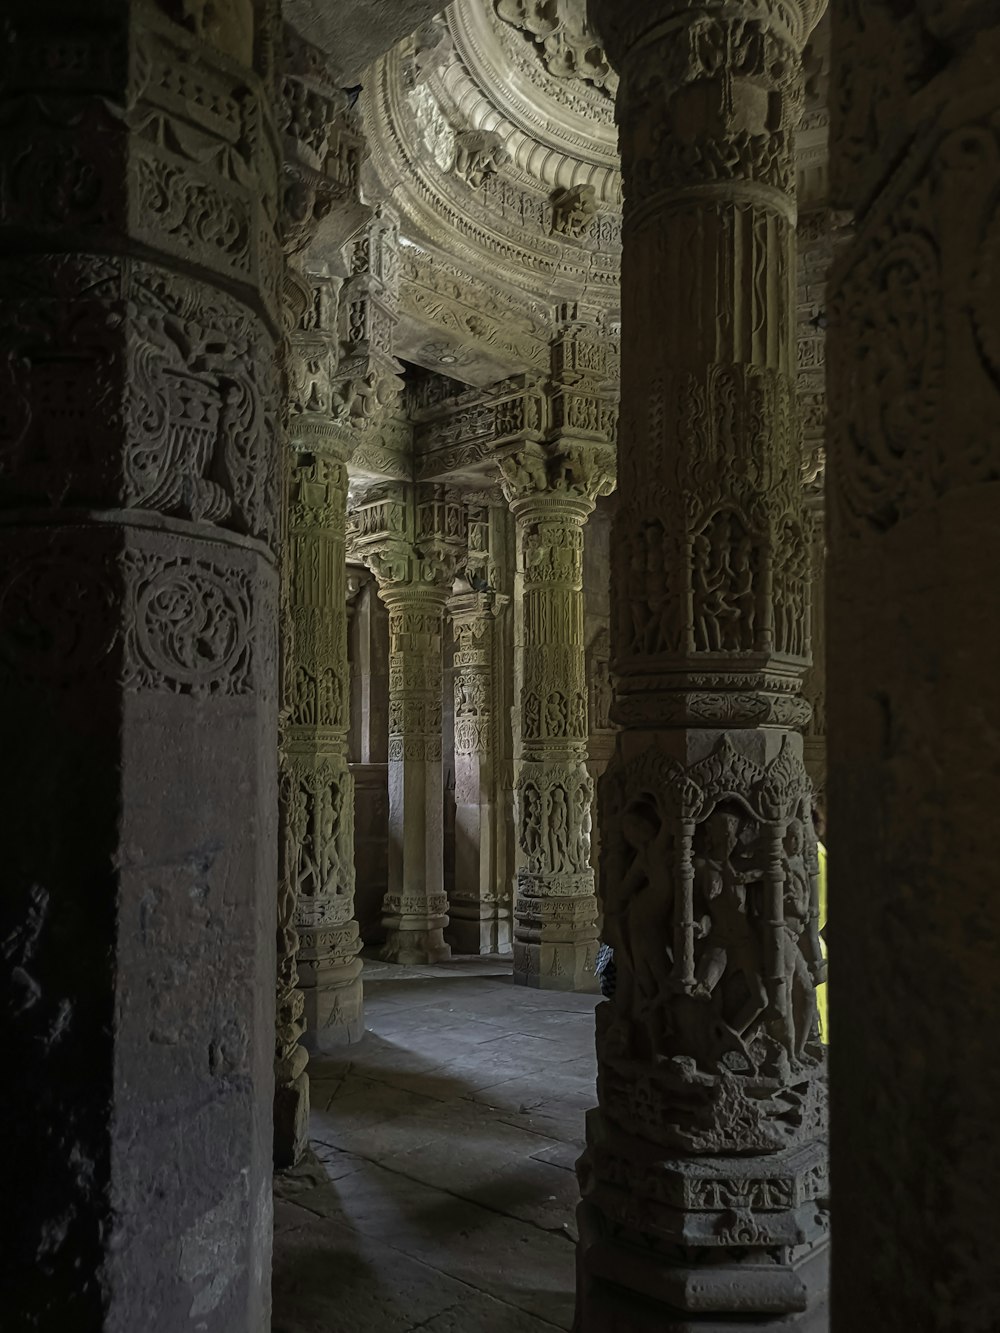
[499,313,616,990]
[0,1,282,1323]
[352,484,466,964]
[827,6,1000,1327]
[273,28,370,1167]
[448,502,510,953]
[577,2,828,1327]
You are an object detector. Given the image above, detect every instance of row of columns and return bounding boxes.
[7,0,999,1327]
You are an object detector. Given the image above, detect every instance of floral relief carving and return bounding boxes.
[122,549,264,698]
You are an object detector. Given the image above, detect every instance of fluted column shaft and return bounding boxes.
[578,1,827,1328]
[508,490,599,990]
[379,585,451,963]
[449,591,508,955]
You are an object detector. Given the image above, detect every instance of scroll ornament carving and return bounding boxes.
[0,257,279,550]
[0,539,120,687]
[122,549,269,699]
[598,736,824,1154]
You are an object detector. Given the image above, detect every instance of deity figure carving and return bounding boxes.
[551,183,598,239]
[453,128,511,189]
[692,511,758,654]
[690,808,768,1041]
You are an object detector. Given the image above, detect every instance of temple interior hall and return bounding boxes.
[3,1,998,1332]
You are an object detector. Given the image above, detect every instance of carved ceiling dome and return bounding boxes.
[361,0,623,386]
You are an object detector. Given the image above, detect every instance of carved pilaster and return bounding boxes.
[352,483,466,963]
[448,527,510,953]
[577,1,828,1326]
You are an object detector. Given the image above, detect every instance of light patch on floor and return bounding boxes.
[272,956,600,1332]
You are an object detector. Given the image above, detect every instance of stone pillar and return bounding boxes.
[577,1,828,1328]
[500,460,611,989]
[273,24,365,1166]
[282,441,362,1053]
[448,579,509,954]
[354,484,465,964]
[827,6,1000,1328]
[0,2,281,1326]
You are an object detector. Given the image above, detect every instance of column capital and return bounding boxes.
[589,0,826,71]
[349,482,467,594]
[497,441,615,520]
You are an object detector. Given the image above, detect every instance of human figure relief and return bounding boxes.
[547,786,570,871]
[292,665,316,724]
[571,780,591,870]
[604,800,675,1051]
[692,529,729,652]
[627,537,648,654]
[569,689,587,738]
[523,691,541,739]
[779,817,827,1055]
[544,690,567,738]
[291,784,321,897]
[318,784,343,896]
[643,525,667,654]
[725,532,755,651]
[521,782,544,866]
[690,809,768,1040]
[318,666,340,726]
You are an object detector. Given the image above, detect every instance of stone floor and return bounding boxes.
[272,956,600,1332]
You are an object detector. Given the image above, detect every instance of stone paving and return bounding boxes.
[272,956,600,1332]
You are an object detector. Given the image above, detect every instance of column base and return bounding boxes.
[299,965,365,1052]
[378,893,451,965]
[376,930,452,966]
[574,1199,829,1332]
[447,900,513,955]
[513,938,599,991]
[273,1070,311,1171]
[514,878,600,991]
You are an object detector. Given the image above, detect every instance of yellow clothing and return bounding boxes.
[817,841,828,1044]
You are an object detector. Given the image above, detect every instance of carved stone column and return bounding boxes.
[282,441,362,1053]
[499,313,616,991]
[500,456,612,988]
[353,484,465,964]
[0,2,282,1325]
[577,2,828,1327]
[448,570,509,955]
[828,6,1000,1327]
